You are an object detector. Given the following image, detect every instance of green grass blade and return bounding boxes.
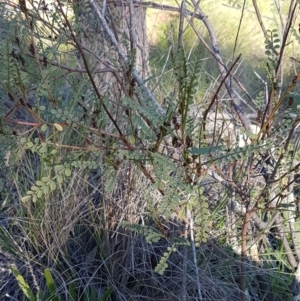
[9,265,36,301]
[68,283,76,301]
[44,268,60,301]
[100,287,113,301]
[90,286,98,301]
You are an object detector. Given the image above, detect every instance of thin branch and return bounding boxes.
[232,0,247,59]
[202,54,242,138]
[275,216,298,269]
[27,53,116,74]
[252,1,268,40]
[108,0,206,20]
[102,0,107,15]
[187,1,252,131]
[275,0,297,75]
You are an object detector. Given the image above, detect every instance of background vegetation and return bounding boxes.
[1,0,300,300]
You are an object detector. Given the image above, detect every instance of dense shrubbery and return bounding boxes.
[1,1,300,301]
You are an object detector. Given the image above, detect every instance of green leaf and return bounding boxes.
[36,181,44,187]
[279,203,295,208]
[265,50,271,56]
[53,123,63,131]
[64,168,71,177]
[10,266,36,301]
[189,196,198,206]
[56,174,63,184]
[37,190,43,198]
[50,181,56,191]
[26,141,34,148]
[128,135,136,144]
[54,165,64,172]
[39,145,47,153]
[188,145,223,155]
[21,195,32,202]
[178,207,185,220]
[41,124,48,132]
[43,185,49,195]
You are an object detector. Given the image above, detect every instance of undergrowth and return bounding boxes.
[1,1,300,301]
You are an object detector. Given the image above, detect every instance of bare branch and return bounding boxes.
[187,1,252,131]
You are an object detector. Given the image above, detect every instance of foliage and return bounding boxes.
[10,266,113,301]
[1,1,300,301]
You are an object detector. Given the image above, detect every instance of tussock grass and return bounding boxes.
[1,1,300,301]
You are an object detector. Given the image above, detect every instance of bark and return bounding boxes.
[69,0,155,227]
[72,0,149,96]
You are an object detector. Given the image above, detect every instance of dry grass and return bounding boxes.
[1,1,300,301]
[147,0,300,75]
